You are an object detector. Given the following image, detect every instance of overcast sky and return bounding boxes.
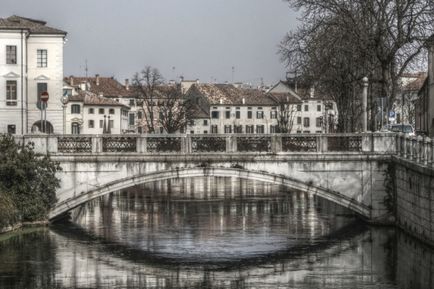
[1,0,298,85]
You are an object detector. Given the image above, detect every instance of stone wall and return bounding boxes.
[395,157,434,246]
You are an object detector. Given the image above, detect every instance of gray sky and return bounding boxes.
[1,0,298,85]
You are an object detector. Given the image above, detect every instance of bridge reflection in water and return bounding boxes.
[0,177,433,289]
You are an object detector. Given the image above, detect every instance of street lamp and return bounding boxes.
[40,91,49,133]
[61,96,68,134]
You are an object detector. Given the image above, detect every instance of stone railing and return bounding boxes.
[17,133,397,155]
[396,133,434,167]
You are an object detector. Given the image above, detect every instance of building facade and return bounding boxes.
[0,16,66,134]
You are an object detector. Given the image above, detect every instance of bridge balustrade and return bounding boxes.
[396,133,434,167]
[19,133,397,155]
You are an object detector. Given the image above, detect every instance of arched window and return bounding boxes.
[71,122,80,135]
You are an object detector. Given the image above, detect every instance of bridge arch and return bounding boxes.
[50,167,370,220]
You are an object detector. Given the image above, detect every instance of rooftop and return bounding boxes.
[65,76,135,98]
[68,91,129,108]
[187,83,278,106]
[0,15,66,35]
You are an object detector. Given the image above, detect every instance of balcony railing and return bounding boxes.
[19,133,397,156]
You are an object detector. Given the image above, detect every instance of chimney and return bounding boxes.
[310,87,315,98]
[69,76,74,86]
[242,98,245,104]
[95,74,100,86]
[125,79,129,91]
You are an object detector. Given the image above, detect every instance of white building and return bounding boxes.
[268,81,338,133]
[0,15,66,134]
[64,75,141,133]
[186,83,301,134]
[65,91,130,134]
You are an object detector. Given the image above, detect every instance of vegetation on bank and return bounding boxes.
[0,135,61,230]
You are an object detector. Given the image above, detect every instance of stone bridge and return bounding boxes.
[20,133,398,221]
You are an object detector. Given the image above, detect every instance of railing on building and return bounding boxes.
[395,133,434,167]
[20,133,398,155]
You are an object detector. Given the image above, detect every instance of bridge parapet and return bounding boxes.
[396,133,434,168]
[19,133,396,155]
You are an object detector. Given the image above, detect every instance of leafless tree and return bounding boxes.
[272,95,298,133]
[157,85,195,133]
[132,66,163,133]
[132,66,194,134]
[281,0,434,132]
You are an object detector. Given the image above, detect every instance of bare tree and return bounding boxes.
[272,94,298,133]
[132,66,194,134]
[132,66,164,133]
[157,85,195,133]
[281,0,434,132]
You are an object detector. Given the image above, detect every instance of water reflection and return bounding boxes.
[0,177,432,289]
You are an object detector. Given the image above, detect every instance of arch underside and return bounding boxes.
[50,167,370,220]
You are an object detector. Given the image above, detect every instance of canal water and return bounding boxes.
[0,177,433,289]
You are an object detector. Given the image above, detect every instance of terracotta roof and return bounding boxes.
[187,84,277,106]
[269,92,302,104]
[0,15,66,35]
[68,91,129,108]
[65,76,135,98]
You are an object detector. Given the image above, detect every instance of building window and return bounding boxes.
[204,130,208,134]
[316,117,322,127]
[37,83,47,109]
[247,111,253,119]
[89,108,94,114]
[235,111,241,119]
[234,125,243,133]
[99,120,103,128]
[190,131,195,134]
[138,111,143,119]
[224,125,232,133]
[189,120,195,126]
[37,49,47,68]
[6,46,17,64]
[270,125,277,133]
[129,99,135,106]
[109,120,114,129]
[297,117,302,125]
[7,124,16,134]
[317,105,322,112]
[256,125,264,134]
[270,111,277,119]
[304,131,310,134]
[256,111,264,119]
[159,111,164,120]
[71,122,80,134]
[211,125,218,134]
[71,104,80,114]
[88,120,94,128]
[303,117,310,127]
[225,111,230,119]
[211,111,219,119]
[129,114,135,125]
[304,105,309,112]
[246,125,254,134]
[297,104,302,111]
[203,119,208,126]
[6,80,17,106]
[109,108,115,114]
[159,127,164,133]
[99,108,104,114]
[297,130,302,134]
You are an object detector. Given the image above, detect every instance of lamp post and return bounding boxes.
[61,96,68,134]
[362,77,369,132]
[40,91,49,133]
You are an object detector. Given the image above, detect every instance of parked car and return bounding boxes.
[383,124,415,136]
